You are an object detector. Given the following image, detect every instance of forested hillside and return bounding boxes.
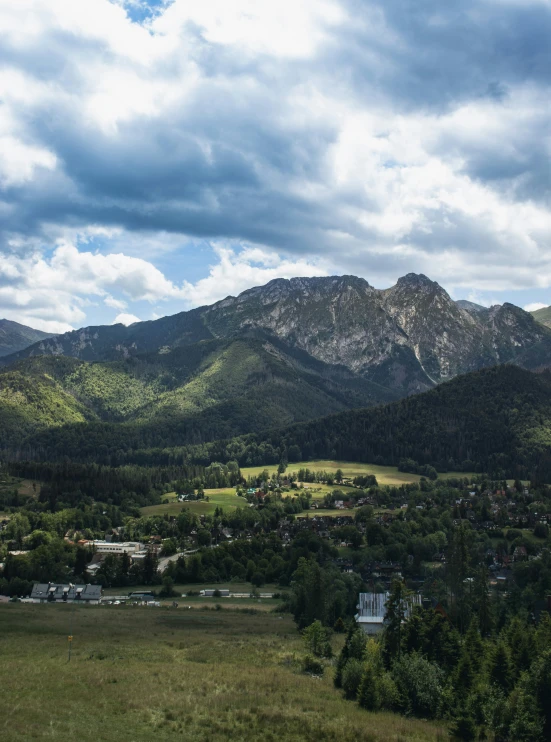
[0,334,397,456]
[5,364,551,481]
[0,319,55,357]
[3,275,550,398]
[186,365,551,481]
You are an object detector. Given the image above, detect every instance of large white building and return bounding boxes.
[30,583,102,604]
[88,540,144,555]
[355,591,422,635]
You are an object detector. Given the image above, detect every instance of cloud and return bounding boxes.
[524,302,548,312]
[0,240,189,331]
[113,312,141,325]
[0,0,549,328]
[105,295,128,310]
[182,244,329,306]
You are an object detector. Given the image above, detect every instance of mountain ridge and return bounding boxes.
[0,332,400,455]
[1,274,550,401]
[531,305,551,329]
[0,319,56,358]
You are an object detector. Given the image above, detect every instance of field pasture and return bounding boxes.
[140,461,476,518]
[141,488,245,517]
[0,604,447,742]
[242,460,424,485]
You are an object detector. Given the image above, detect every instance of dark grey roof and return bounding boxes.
[31,583,102,601]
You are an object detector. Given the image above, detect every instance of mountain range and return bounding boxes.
[0,319,55,358]
[1,274,551,461]
[3,274,551,388]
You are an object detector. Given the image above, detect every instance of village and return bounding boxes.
[3,467,551,634]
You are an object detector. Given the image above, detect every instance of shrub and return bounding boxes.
[342,658,364,700]
[392,652,444,719]
[303,620,333,658]
[302,655,324,675]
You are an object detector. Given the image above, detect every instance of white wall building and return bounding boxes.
[355,591,422,635]
[90,541,144,555]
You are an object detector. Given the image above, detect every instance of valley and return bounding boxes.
[2,276,551,742]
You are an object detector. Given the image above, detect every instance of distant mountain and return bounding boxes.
[455,299,487,315]
[531,305,551,329]
[2,275,549,397]
[0,333,398,456]
[0,319,56,357]
[190,365,551,482]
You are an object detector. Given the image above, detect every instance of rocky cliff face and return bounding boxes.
[2,274,549,396]
[203,274,549,392]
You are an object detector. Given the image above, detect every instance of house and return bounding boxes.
[355,591,421,635]
[30,583,102,604]
[513,545,528,561]
[199,589,230,597]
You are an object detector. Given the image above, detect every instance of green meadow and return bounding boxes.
[241,460,424,484]
[140,461,476,518]
[141,488,245,517]
[242,460,474,485]
[0,604,446,742]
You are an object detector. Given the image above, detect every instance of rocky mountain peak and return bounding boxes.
[2,273,550,398]
[395,273,437,289]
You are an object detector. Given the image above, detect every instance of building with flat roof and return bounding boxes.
[355,591,421,635]
[30,583,102,604]
[87,540,144,555]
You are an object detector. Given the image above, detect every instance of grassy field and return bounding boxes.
[140,461,477,517]
[102,581,279,596]
[297,482,357,500]
[141,488,245,517]
[243,461,474,485]
[296,509,354,519]
[0,604,447,742]
[102,582,282,611]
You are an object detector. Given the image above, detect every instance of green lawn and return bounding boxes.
[0,604,447,742]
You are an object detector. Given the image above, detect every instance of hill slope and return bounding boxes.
[531,305,551,329]
[3,275,550,397]
[0,319,55,357]
[190,365,551,481]
[0,334,398,454]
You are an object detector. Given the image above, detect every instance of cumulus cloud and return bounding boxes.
[104,295,128,310]
[0,0,549,328]
[113,312,141,325]
[182,245,329,307]
[524,302,548,312]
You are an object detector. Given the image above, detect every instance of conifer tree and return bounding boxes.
[488,642,511,693]
[358,664,380,711]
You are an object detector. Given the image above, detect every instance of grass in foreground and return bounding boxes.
[0,605,446,742]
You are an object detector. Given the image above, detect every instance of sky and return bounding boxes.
[0,0,550,333]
